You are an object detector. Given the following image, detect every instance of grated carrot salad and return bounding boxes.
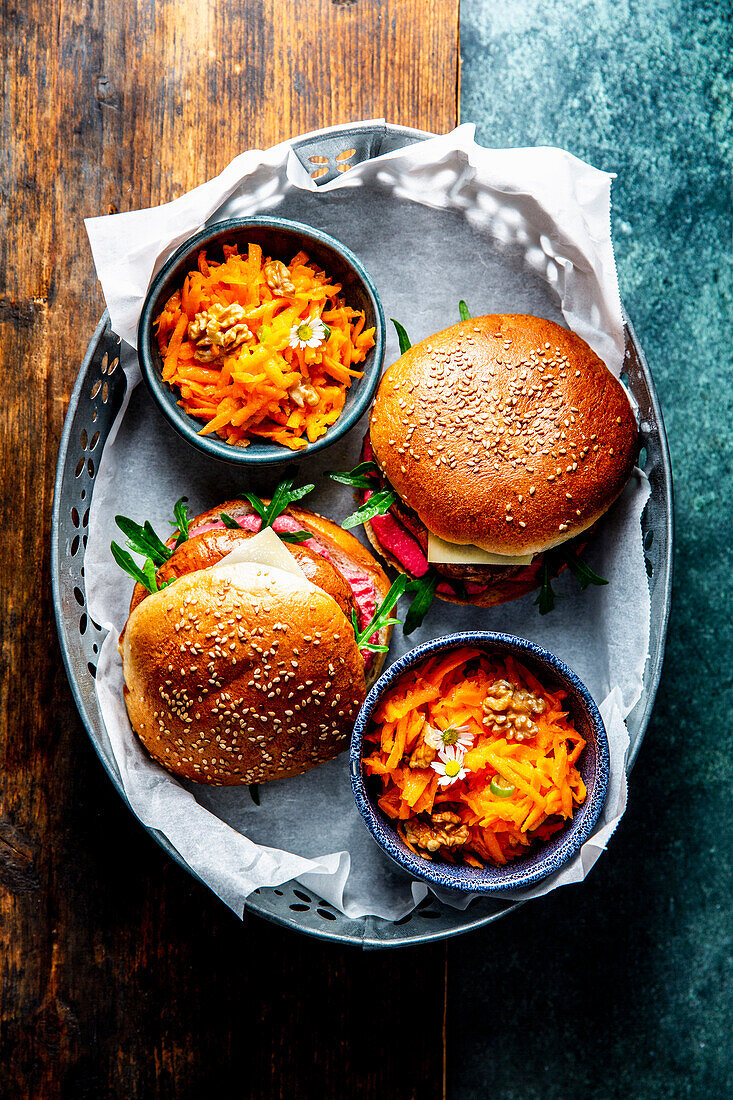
[363,648,587,866]
[154,244,375,450]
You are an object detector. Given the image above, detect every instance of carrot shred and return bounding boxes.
[362,648,588,868]
[154,245,375,450]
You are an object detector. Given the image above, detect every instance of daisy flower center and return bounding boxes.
[444,759,462,778]
[296,321,314,341]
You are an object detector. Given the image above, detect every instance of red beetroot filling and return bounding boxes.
[361,491,489,596]
[190,513,379,660]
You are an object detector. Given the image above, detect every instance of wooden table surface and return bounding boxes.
[1,2,459,1095]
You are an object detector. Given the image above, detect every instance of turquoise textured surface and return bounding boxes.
[453,2,732,1096]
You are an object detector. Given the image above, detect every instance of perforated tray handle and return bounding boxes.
[290,121,428,185]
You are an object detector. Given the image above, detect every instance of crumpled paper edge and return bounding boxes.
[86,122,624,373]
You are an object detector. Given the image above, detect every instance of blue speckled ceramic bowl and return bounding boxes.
[138,216,385,467]
[350,632,610,893]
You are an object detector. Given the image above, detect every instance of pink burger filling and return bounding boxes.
[362,491,489,596]
[190,512,379,662]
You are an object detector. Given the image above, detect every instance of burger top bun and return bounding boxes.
[128,526,357,624]
[369,314,638,556]
[126,500,394,688]
[122,562,366,786]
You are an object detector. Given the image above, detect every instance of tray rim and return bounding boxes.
[52,121,674,948]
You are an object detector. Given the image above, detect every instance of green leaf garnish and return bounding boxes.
[341,489,398,530]
[447,577,468,601]
[220,512,242,530]
[248,783,261,806]
[277,530,311,543]
[327,460,381,489]
[222,511,310,542]
[458,300,471,321]
[352,574,409,652]
[170,496,191,549]
[391,318,412,355]
[262,473,315,528]
[240,492,267,521]
[535,547,609,614]
[535,561,561,615]
[142,558,159,592]
[114,515,172,566]
[403,572,439,635]
[564,553,609,590]
[223,476,315,543]
[229,473,314,537]
[111,542,167,594]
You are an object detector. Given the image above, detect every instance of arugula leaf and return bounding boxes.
[115,515,171,566]
[564,553,609,590]
[327,461,381,489]
[111,542,162,594]
[261,473,315,527]
[352,575,409,652]
[171,497,191,549]
[534,561,561,615]
[142,558,159,593]
[240,492,267,521]
[221,509,311,544]
[277,530,311,544]
[403,572,440,635]
[447,578,468,601]
[458,300,471,321]
[220,512,243,530]
[534,547,608,614]
[341,489,398,530]
[391,318,412,355]
[248,783,261,806]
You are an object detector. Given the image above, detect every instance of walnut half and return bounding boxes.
[482,679,546,741]
[263,260,295,296]
[407,722,436,769]
[288,380,320,408]
[187,303,253,363]
[403,811,470,852]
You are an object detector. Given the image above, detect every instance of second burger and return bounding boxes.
[115,482,394,786]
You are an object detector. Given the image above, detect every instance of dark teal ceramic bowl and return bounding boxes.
[350,632,610,894]
[137,217,385,467]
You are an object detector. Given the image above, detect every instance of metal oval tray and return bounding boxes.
[52,122,673,948]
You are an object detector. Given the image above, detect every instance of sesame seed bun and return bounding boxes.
[369,314,638,557]
[121,562,366,786]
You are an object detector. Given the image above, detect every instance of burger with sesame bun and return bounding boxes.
[331,312,638,623]
[112,483,395,785]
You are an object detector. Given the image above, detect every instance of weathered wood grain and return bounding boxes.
[0,0,458,1096]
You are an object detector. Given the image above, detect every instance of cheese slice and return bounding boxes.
[211,525,308,580]
[427,533,535,567]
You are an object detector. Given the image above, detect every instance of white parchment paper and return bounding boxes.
[85,124,650,921]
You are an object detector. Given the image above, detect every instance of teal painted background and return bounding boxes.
[452,2,732,1097]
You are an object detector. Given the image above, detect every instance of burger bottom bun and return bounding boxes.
[122,564,366,785]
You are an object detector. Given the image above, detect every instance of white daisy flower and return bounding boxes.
[424,723,474,753]
[431,746,470,788]
[288,316,329,350]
